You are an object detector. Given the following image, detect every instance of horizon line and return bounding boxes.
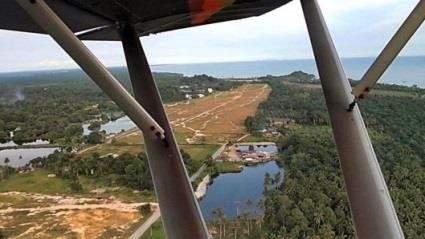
[0,55,424,74]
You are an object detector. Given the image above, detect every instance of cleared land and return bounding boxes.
[117,83,270,145]
[168,83,270,142]
[0,191,157,239]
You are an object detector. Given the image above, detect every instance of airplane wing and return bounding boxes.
[0,0,291,40]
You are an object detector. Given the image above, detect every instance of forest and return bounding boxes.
[0,69,239,145]
[23,148,195,193]
[245,76,425,238]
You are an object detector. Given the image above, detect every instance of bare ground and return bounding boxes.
[0,192,157,239]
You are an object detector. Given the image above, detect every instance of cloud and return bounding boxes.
[37,59,76,68]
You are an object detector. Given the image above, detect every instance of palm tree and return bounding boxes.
[212,208,226,239]
[273,171,281,187]
[264,173,272,192]
[3,158,10,178]
[235,201,242,217]
[256,199,265,231]
[244,199,253,236]
[313,210,324,230]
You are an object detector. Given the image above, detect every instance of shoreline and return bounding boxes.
[195,174,210,199]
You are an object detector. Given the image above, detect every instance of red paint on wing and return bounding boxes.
[189,0,234,24]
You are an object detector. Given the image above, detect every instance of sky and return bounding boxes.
[0,0,424,72]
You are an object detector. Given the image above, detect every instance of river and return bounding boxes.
[199,161,282,220]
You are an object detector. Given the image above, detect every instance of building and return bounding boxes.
[234,142,278,162]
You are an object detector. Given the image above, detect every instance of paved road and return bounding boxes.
[211,144,226,160]
[190,164,207,182]
[129,208,161,239]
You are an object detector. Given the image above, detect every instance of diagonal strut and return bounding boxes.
[16,0,165,141]
[353,0,425,100]
[120,23,209,239]
[301,0,404,238]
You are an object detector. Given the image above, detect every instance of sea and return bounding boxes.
[151,56,425,88]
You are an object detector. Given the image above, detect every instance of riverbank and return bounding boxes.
[195,175,210,199]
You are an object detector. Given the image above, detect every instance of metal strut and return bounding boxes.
[16,0,165,141]
[17,0,209,238]
[301,0,404,238]
[120,24,209,239]
[353,0,425,100]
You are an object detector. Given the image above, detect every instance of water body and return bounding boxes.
[199,161,282,220]
[152,56,425,88]
[0,139,57,168]
[83,116,135,135]
[0,139,50,148]
[0,147,59,168]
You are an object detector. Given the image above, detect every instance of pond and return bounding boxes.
[0,139,59,168]
[83,116,135,135]
[0,147,59,168]
[199,161,282,220]
[0,139,50,148]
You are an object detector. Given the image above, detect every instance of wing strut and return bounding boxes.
[16,0,209,238]
[300,0,404,238]
[352,0,425,100]
[15,0,165,140]
[120,23,209,239]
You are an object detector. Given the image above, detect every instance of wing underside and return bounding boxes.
[0,0,291,40]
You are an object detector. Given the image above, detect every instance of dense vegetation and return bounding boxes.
[28,151,152,192]
[24,148,195,193]
[246,75,425,238]
[0,69,240,145]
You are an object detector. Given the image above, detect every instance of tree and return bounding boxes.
[64,124,83,139]
[0,228,5,239]
[88,121,101,131]
[138,204,152,215]
[69,177,83,192]
[86,132,103,144]
[212,208,226,239]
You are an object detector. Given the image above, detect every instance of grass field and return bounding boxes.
[0,169,71,194]
[141,221,165,239]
